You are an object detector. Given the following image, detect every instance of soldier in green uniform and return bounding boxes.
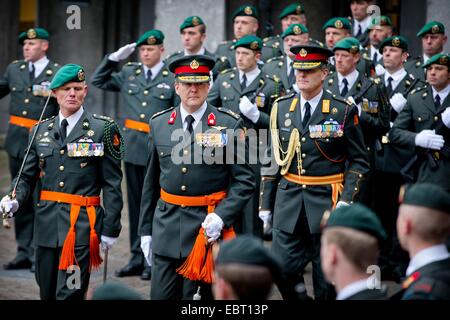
[262,24,315,95]
[0,64,124,300]
[208,35,282,237]
[405,21,447,84]
[165,16,230,80]
[138,55,255,300]
[0,27,60,272]
[323,17,374,77]
[395,183,450,300]
[259,44,369,300]
[215,5,259,68]
[324,37,390,188]
[321,203,388,300]
[390,53,450,192]
[261,3,309,62]
[373,36,421,282]
[363,16,394,70]
[91,29,178,280]
[349,0,374,47]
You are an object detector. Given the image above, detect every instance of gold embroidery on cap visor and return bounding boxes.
[77,69,85,81]
[250,41,259,50]
[293,25,302,34]
[334,20,343,29]
[27,29,37,39]
[244,6,253,15]
[147,36,156,45]
[293,61,322,70]
[190,59,200,69]
[177,75,210,83]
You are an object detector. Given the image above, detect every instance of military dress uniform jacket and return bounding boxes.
[324,72,390,166]
[400,258,450,300]
[344,288,388,300]
[262,55,296,95]
[91,55,179,166]
[404,56,427,84]
[389,85,450,191]
[374,72,421,173]
[138,104,255,258]
[165,49,231,80]
[261,35,325,62]
[207,68,283,130]
[260,91,370,234]
[10,111,123,248]
[0,59,60,159]
[215,40,237,67]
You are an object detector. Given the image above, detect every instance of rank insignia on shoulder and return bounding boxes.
[195,132,227,147]
[67,142,104,157]
[322,99,330,113]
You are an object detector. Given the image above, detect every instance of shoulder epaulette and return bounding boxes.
[12,60,22,64]
[266,56,284,64]
[151,107,174,119]
[125,62,142,68]
[410,85,427,95]
[326,89,352,105]
[220,67,236,75]
[167,51,182,60]
[93,114,114,123]
[217,107,240,120]
[35,115,56,126]
[275,92,296,104]
[219,56,228,63]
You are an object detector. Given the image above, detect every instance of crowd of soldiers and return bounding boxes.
[0,0,450,301]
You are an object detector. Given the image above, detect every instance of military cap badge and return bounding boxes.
[335,20,343,29]
[300,48,308,57]
[147,36,156,45]
[296,5,302,14]
[349,45,359,54]
[392,37,400,47]
[77,69,85,81]
[432,24,440,34]
[27,28,37,39]
[190,59,200,69]
[293,25,302,34]
[440,55,449,65]
[244,6,253,15]
[192,16,200,26]
[250,41,259,50]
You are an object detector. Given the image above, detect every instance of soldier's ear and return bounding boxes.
[255,52,261,61]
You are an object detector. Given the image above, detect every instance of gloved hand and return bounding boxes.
[239,96,260,123]
[375,64,386,76]
[0,195,19,218]
[258,210,272,225]
[415,129,444,150]
[140,235,152,266]
[336,201,350,209]
[108,43,137,62]
[442,107,450,128]
[347,96,361,116]
[390,93,408,114]
[201,213,224,243]
[100,235,118,251]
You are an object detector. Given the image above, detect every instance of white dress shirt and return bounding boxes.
[432,83,450,104]
[353,15,371,37]
[384,68,407,91]
[406,244,450,276]
[336,279,370,300]
[184,47,206,56]
[143,60,164,81]
[337,69,359,95]
[300,90,323,120]
[180,102,207,132]
[239,66,261,88]
[29,56,49,79]
[59,106,84,137]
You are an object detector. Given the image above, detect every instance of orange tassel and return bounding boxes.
[58,226,77,270]
[176,228,208,281]
[89,230,103,272]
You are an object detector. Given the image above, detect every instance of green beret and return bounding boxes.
[325,203,387,242]
[49,64,85,90]
[18,28,49,45]
[281,23,309,39]
[422,53,450,69]
[279,3,306,20]
[136,29,164,46]
[92,282,143,300]
[322,17,352,31]
[333,37,361,53]
[291,44,333,70]
[368,15,393,29]
[180,16,204,32]
[216,235,281,277]
[168,54,215,83]
[402,183,450,214]
[378,35,408,53]
[232,5,259,21]
[417,21,445,37]
[233,35,262,51]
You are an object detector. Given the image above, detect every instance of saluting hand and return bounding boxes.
[239,96,260,124]
[109,43,137,62]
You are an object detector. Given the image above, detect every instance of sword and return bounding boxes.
[103,247,109,284]
[1,94,53,229]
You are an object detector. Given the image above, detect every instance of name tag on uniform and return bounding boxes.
[309,119,344,139]
[195,133,227,147]
[32,81,51,97]
[67,142,104,157]
[362,98,379,114]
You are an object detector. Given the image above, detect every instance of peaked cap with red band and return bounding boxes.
[168,54,215,83]
[290,45,333,70]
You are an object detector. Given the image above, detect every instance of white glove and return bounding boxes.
[239,96,260,124]
[442,107,450,128]
[201,213,224,243]
[108,43,137,62]
[414,129,444,150]
[1,195,19,218]
[347,96,362,116]
[375,64,386,76]
[100,235,117,251]
[258,210,272,225]
[390,93,408,114]
[140,235,152,266]
[336,201,350,209]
